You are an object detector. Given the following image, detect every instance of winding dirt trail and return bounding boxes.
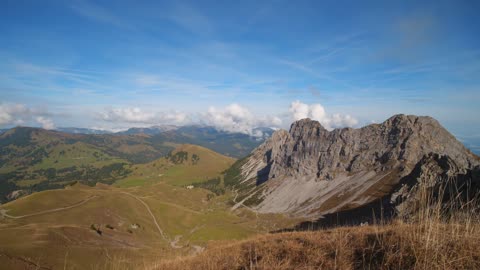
[0,190,194,250]
[119,192,206,251]
[0,196,99,219]
[119,192,168,240]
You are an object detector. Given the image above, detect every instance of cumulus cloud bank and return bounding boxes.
[1,101,358,133]
[204,103,282,135]
[289,100,358,130]
[0,103,30,126]
[100,107,188,125]
[0,103,55,129]
[98,102,356,135]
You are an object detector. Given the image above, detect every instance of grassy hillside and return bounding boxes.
[0,127,304,269]
[1,171,479,270]
[1,129,479,269]
[0,182,296,269]
[0,126,266,202]
[116,144,236,187]
[150,126,264,158]
[0,127,173,202]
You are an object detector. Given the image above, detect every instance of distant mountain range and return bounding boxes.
[0,125,276,159]
[1,124,478,155]
[116,125,179,135]
[0,125,273,202]
[55,125,275,139]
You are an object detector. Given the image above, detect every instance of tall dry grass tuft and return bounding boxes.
[398,176,480,269]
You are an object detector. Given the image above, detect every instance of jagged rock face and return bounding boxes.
[267,115,475,180]
[391,153,480,219]
[233,114,480,218]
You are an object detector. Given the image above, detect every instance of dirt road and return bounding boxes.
[119,192,168,240]
[0,196,99,219]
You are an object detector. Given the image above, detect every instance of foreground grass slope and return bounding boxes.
[0,181,296,269]
[155,221,480,270]
[154,180,480,270]
[2,181,478,270]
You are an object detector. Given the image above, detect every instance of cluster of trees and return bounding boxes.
[35,163,132,184]
[0,163,132,203]
[191,177,225,196]
[191,154,200,165]
[168,151,189,164]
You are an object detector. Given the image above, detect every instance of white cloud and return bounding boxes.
[270,116,283,126]
[203,103,282,136]
[289,100,358,130]
[90,126,129,133]
[100,107,188,125]
[162,111,188,123]
[36,116,55,130]
[0,103,55,129]
[289,100,310,120]
[0,103,30,126]
[101,107,155,123]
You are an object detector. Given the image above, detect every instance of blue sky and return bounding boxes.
[0,0,479,149]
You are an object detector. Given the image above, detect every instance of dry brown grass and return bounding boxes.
[150,221,479,270]
[149,179,480,270]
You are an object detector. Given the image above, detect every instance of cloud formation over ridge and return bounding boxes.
[0,103,30,126]
[100,107,188,125]
[35,116,55,130]
[0,103,55,129]
[289,100,358,130]
[97,102,356,135]
[203,103,282,135]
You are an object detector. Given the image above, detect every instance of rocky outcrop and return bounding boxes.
[391,153,480,219]
[6,190,28,201]
[230,114,480,218]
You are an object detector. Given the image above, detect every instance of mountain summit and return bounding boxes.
[227,114,480,219]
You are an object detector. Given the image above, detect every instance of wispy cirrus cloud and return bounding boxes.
[69,0,133,30]
[166,2,214,35]
[278,59,357,89]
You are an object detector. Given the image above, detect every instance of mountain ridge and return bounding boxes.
[0,126,267,203]
[227,114,480,219]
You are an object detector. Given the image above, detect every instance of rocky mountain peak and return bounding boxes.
[289,118,327,138]
[229,114,479,219]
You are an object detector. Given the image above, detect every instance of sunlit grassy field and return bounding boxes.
[0,144,296,269]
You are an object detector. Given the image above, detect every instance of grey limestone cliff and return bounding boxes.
[230,114,480,218]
